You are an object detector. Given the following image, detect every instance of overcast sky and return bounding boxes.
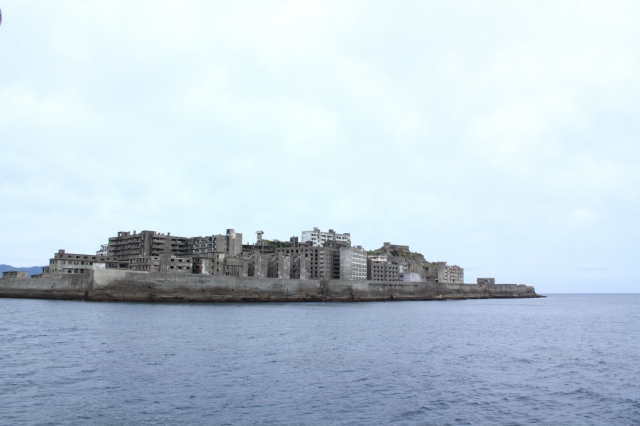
[1,1,639,292]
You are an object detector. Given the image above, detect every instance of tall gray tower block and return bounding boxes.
[251,252,269,278]
[227,229,243,256]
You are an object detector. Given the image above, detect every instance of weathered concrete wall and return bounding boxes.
[0,273,88,300]
[0,269,540,302]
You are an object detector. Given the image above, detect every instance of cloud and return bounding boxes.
[0,0,639,292]
[577,266,613,271]
[570,208,599,228]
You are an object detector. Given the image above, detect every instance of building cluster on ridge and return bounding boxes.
[33,227,465,283]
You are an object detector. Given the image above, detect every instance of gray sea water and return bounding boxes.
[0,294,638,425]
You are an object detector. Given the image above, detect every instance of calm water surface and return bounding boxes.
[0,294,639,425]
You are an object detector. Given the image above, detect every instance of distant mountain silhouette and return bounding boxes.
[0,265,45,277]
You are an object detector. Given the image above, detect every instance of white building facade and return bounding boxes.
[339,246,367,280]
[301,227,351,247]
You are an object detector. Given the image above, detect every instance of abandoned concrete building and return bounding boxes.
[187,230,243,257]
[382,242,410,253]
[245,237,334,279]
[365,244,464,284]
[239,233,324,279]
[43,249,116,275]
[301,227,351,247]
[367,257,401,282]
[2,271,28,279]
[34,227,465,283]
[106,230,189,268]
[443,264,464,283]
[339,246,367,280]
[128,253,194,273]
[96,244,108,256]
[424,262,464,284]
[101,229,242,271]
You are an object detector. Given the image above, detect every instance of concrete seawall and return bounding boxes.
[0,269,539,302]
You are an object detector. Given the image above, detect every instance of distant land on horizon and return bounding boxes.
[0,265,44,278]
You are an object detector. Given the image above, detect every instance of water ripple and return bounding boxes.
[0,294,638,425]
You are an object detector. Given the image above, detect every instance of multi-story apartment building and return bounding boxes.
[192,253,227,275]
[441,264,464,283]
[105,229,241,270]
[128,254,194,273]
[107,230,189,268]
[339,246,367,280]
[187,229,243,256]
[301,227,350,247]
[367,258,400,281]
[425,262,464,284]
[188,235,226,255]
[128,255,160,272]
[292,246,333,279]
[276,244,334,279]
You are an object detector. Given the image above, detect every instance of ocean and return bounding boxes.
[0,294,638,425]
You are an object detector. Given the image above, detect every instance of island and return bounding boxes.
[0,227,540,302]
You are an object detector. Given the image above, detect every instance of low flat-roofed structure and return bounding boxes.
[382,242,410,253]
[2,271,28,279]
[45,249,115,274]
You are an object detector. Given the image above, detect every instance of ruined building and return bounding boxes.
[243,233,334,279]
[339,246,367,280]
[367,256,401,282]
[187,230,243,257]
[301,227,350,247]
[424,262,464,284]
[44,249,116,275]
[106,230,188,269]
[38,227,465,284]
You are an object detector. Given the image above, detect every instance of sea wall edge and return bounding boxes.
[0,269,540,302]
